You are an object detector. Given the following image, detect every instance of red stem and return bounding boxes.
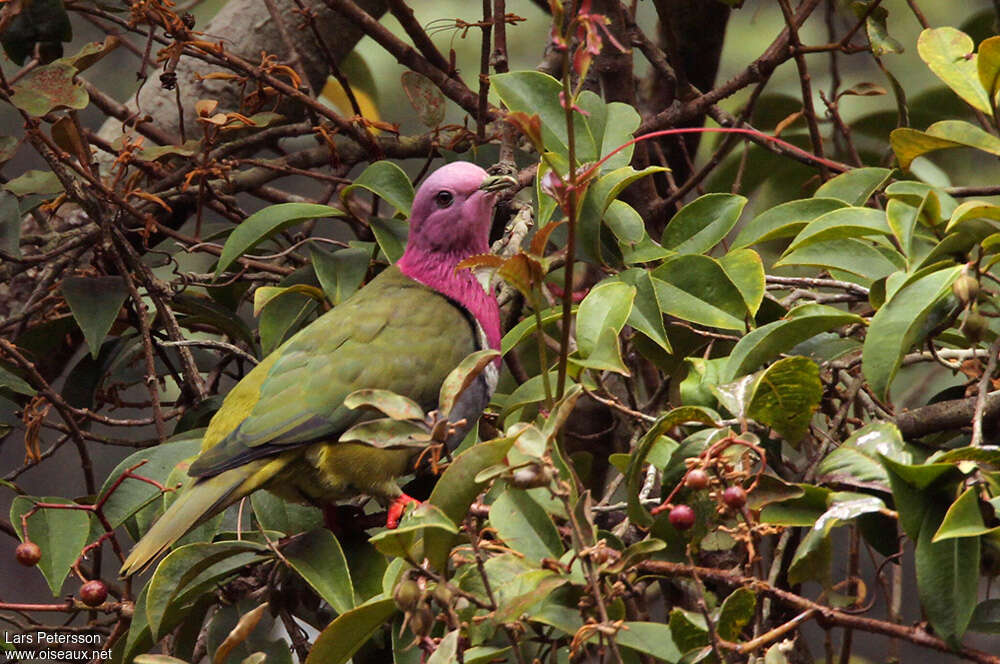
[579,126,850,186]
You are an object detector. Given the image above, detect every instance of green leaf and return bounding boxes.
[933,488,998,541]
[438,349,501,417]
[253,284,326,316]
[4,169,64,196]
[661,193,746,254]
[578,91,641,169]
[173,293,256,349]
[886,198,923,261]
[916,505,980,645]
[369,216,409,263]
[652,255,747,330]
[424,436,517,573]
[573,327,630,375]
[216,203,342,276]
[882,456,963,540]
[775,238,900,284]
[0,191,20,258]
[11,496,92,596]
[969,599,1000,634]
[946,199,1000,233]
[760,484,831,526]
[746,356,822,443]
[626,406,719,528]
[862,265,961,400]
[891,120,1000,170]
[258,276,318,355]
[718,249,765,316]
[853,1,903,55]
[576,281,634,357]
[668,608,708,653]
[615,622,683,662]
[723,304,864,381]
[604,199,645,244]
[339,417,428,447]
[401,71,446,128]
[978,36,1000,101]
[618,269,670,352]
[578,165,667,264]
[60,276,128,359]
[370,502,458,559]
[425,629,458,664]
[310,244,371,305]
[490,488,564,564]
[501,306,570,355]
[716,587,756,641]
[785,207,891,252]
[813,167,893,206]
[305,598,397,664]
[250,491,321,535]
[917,27,991,114]
[97,432,203,531]
[145,540,268,638]
[341,161,414,217]
[284,529,354,614]
[789,494,886,585]
[345,388,425,421]
[0,363,34,396]
[491,71,594,158]
[815,422,913,488]
[62,37,119,72]
[732,198,848,249]
[10,62,87,116]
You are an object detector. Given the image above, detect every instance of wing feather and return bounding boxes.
[189,266,477,478]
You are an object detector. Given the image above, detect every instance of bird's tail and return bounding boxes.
[120,458,281,576]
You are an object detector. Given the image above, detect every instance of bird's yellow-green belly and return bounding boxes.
[265,441,417,505]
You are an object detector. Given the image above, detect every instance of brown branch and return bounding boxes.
[971,336,1000,446]
[0,339,96,494]
[386,0,455,75]
[638,0,823,134]
[896,389,1000,440]
[777,0,828,180]
[320,0,486,119]
[637,561,1000,664]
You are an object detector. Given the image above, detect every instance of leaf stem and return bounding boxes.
[556,48,578,401]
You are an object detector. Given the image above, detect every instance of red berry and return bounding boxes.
[722,486,747,509]
[79,580,108,607]
[15,541,41,567]
[685,469,710,490]
[668,504,696,531]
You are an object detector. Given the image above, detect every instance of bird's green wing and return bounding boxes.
[188,266,479,477]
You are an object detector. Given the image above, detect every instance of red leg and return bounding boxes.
[386,493,420,529]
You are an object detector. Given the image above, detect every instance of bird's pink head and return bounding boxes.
[401,162,497,258]
[397,161,508,351]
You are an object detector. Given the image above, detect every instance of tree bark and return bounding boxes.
[97,0,387,142]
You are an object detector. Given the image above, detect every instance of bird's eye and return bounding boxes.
[434,190,454,208]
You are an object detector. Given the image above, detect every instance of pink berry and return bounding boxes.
[722,486,747,509]
[79,580,108,607]
[669,505,696,531]
[685,469,710,490]
[15,541,41,567]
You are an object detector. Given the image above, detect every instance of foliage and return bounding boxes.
[3,1,1000,664]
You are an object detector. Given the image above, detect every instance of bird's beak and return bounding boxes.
[479,173,518,193]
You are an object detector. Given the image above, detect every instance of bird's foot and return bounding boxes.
[386,493,420,529]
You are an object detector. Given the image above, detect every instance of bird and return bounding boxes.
[120,162,515,575]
